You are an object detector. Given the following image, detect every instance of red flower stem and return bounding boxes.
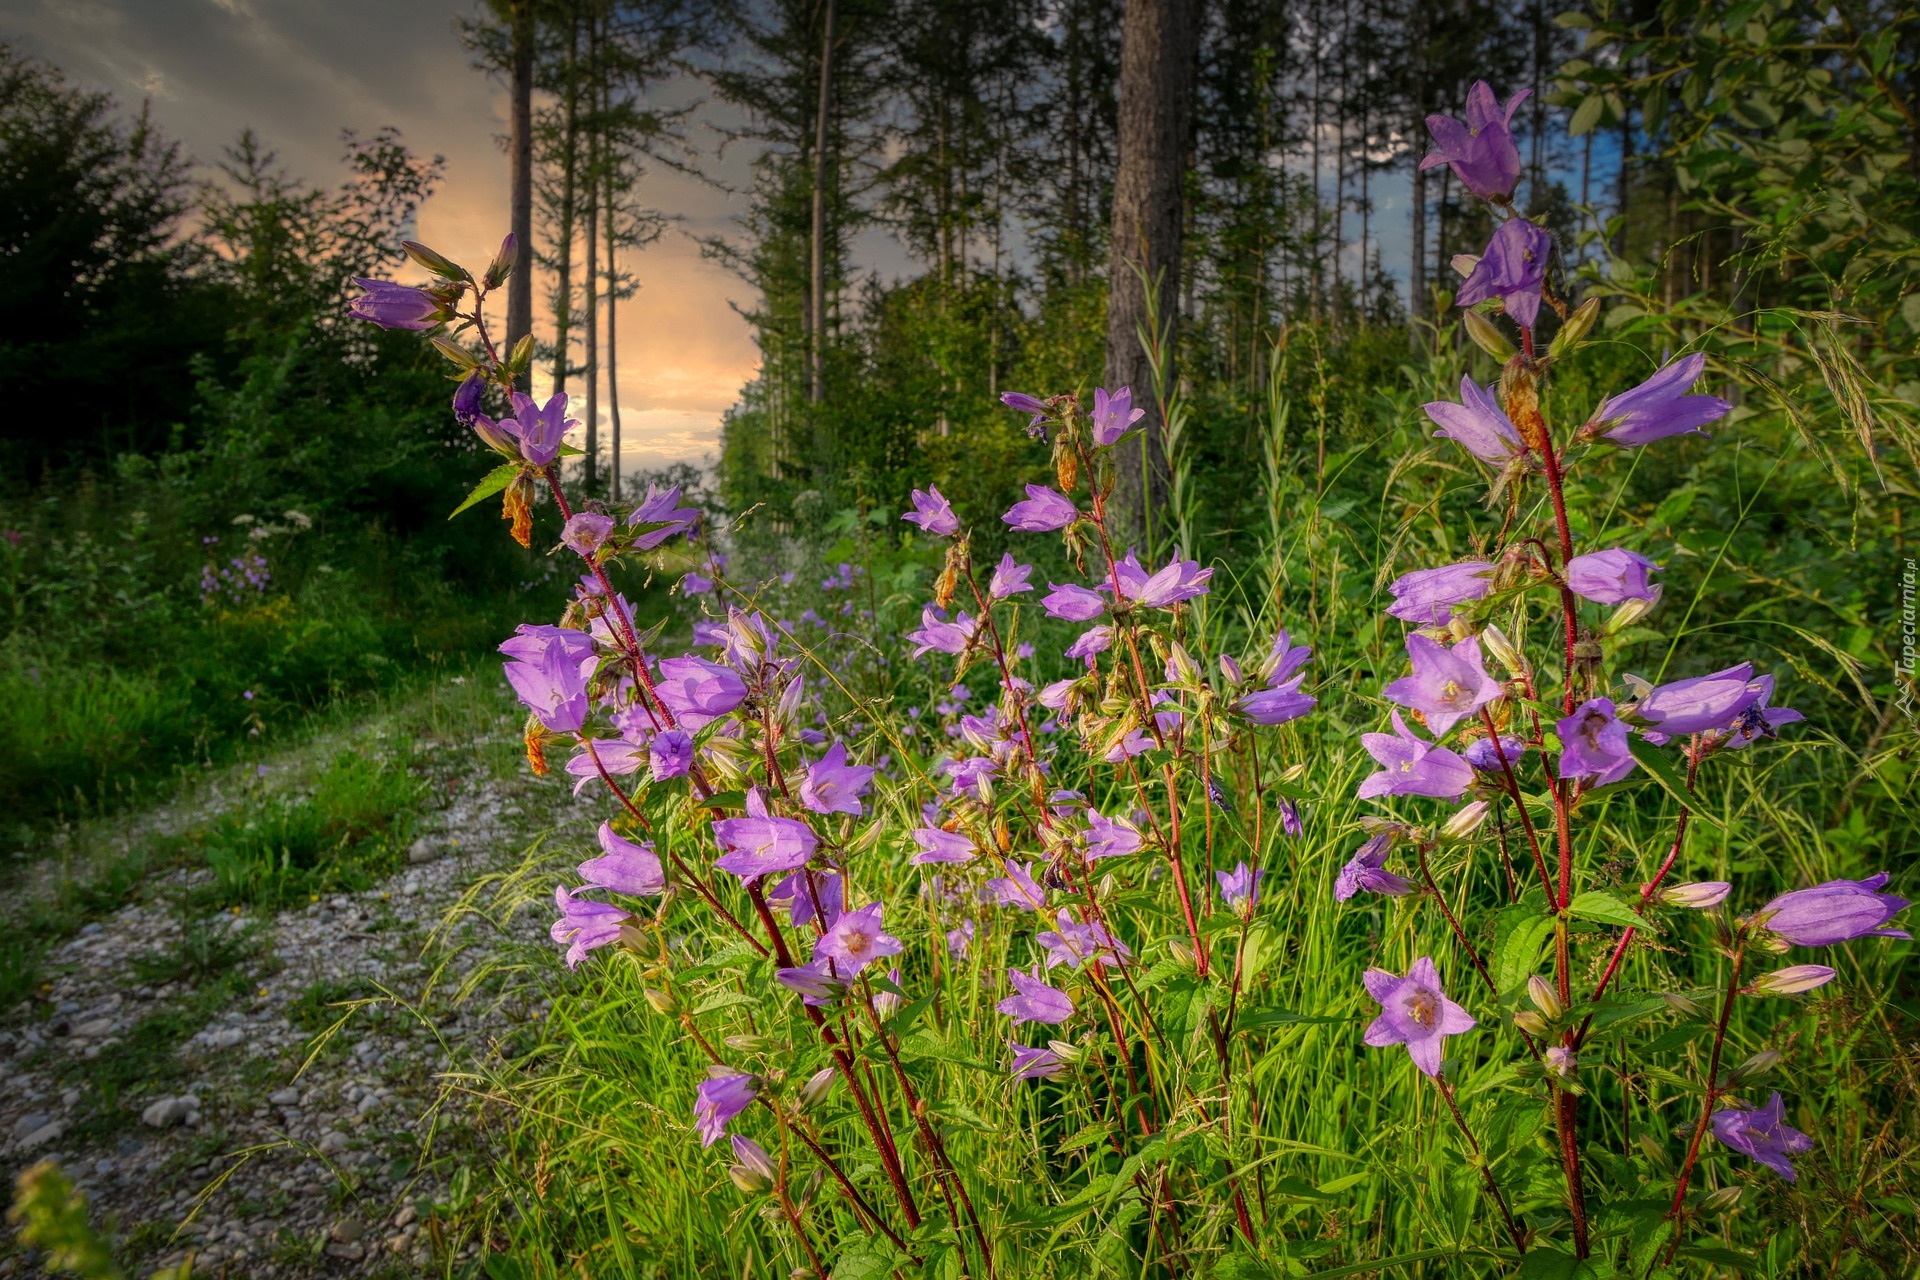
[1437,1078,1528,1255]
[959,558,1053,826]
[1663,944,1746,1262]
[1416,843,1497,995]
[1479,709,1556,896]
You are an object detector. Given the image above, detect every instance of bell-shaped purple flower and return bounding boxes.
[1636,663,1760,737]
[1457,218,1552,330]
[504,646,591,733]
[1556,697,1638,783]
[1109,548,1212,608]
[986,861,1050,911]
[694,1072,758,1147]
[349,277,448,331]
[1387,561,1496,626]
[1043,583,1107,622]
[561,512,617,558]
[1710,1092,1812,1181]
[1463,734,1529,771]
[1237,675,1316,726]
[1084,811,1144,861]
[997,966,1074,1024]
[1565,548,1661,605]
[906,605,977,658]
[1587,353,1732,447]
[1424,376,1525,465]
[1420,80,1529,201]
[1757,874,1910,946]
[1216,862,1262,913]
[1001,392,1050,436]
[1260,630,1313,686]
[1334,835,1415,902]
[503,390,574,468]
[655,655,748,730]
[1090,386,1146,446]
[628,483,700,548]
[769,867,843,930]
[1358,711,1475,800]
[1036,909,1129,970]
[815,901,902,976]
[452,372,485,425]
[712,788,818,881]
[1010,1040,1067,1080]
[1382,633,1504,737]
[903,485,959,536]
[989,553,1034,598]
[550,886,627,968]
[1065,625,1112,664]
[1363,958,1476,1077]
[649,728,694,779]
[579,822,665,896]
[1711,675,1804,750]
[911,827,976,864]
[1003,485,1078,532]
[800,741,874,815]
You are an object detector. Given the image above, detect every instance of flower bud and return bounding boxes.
[1548,296,1602,359]
[797,1067,837,1111]
[1512,1010,1550,1037]
[402,239,468,280]
[1280,762,1307,784]
[1698,1185,1743,1214]
[1657,881,1731,910]
[1167,940,1197,969]
[1462,309,1518,362]
[1451,253,1482,279]
[1218,654,1244,687]
[1752,964,1836,996]
[484,233,517,290]
[731,1135,775,1183]
[1046,1038,1086,1065]
[1440,800,1492,842]
[724,1033,777,1054]
[1527,974,1564,1020]
[1662,992,1703,1018]
[1605,586,1663,634]
[1727,1049,1781,1083]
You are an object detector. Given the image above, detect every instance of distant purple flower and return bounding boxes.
[1589,354,1733,448]
[1065,626,1112,664]
[1084,811,1143,861]
[1457,218,1552,330]
[815,902,902,977]
[1464,734,1530,771]
[1334,835,1415,902]
[1010,1040,1066,1080]
[1636,664,1761,737]
[1557,698,1638,784]
[1280,800,1303,838]
[776,958,845,1003]
[628,483,700,548]
[1036,910,1129,970]
[678,571,714,595]
[1387,561,1496,626]
[1090,386,1145,445]
[1217,862,1262,913]
[1238,676,1316,726]
[562,512,617,558]
[712,788,818,880]
[985,861,1050,911]
[694,1072,757,1147]
[649,728,694,779]
[947,919,975,957]
[1420,80,1529,201]
[655,655,747,730]
[1003,485,1078,532]
[452,372,485,425]
[1260,630,1314,686]
[1383,633,1504,737]
[1710,1093,1812,1182]
[1043,583,1107,622]
[770,867,843,930]
[989,553,1034,598]
[1001,391,1050,435]
[911,827,975,864]
[579,822,665,896]
[1038,679,1078,712]
[1358,711,1475,800]
[1565,548,1660,605]
[1712,675,1804,750]
[946,755,998,796]
[1758,874,1910,946]
[907,606,977,658]
[349,277,447,330]
[1362,957,1477,1077]
[502,390,574,468]
[504,647,590,733]
[1425,377,1525,465]
[801,742,874,815]
[903,486,959,536]
[997,966,1074,1024]
[549,886,626,968]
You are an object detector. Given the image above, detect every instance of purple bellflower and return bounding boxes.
[649,729,694,779]
[1383,633,1505,737]
[997,966,1075,1024]
[1110,548,1213,608]
[1710,1093,1813,1181]
[1065,626,1112,664]
[1387,561,1496,626]
[550,886,626,968]
[800,742,874,815]
[775,958,845,1004]
[694,1072,758,1147]
[452,372,485,425]
[1557,697,1638,784]
[911,827,976,865]
[504,646,590,734]
[579,823,665,896]
[1587,353,1733,447]
[1010,1041,1067,1080]
[628,483,700,548]
[503,391,574,468]
[1000,392,1050,435]
[1712,675,1804,749]
[1217,862,1262,913]
[1757,874,1910,946]
[903,486,959,536]
[1358,711,1476,800]
[712,788,818,881]
[1042,583,1107,622]
[769,867,843,930]
[907,606,977,658]
[1084,811,1144,861]
[1036,910,1129,970]
[655,655,748,730]
[1635,663,1761,738]
[814,901,902,977]
[1003,485,1078,532]
[561,512,617,559]
[1280,799,1304,838]
[1090,386,1146,445]
[947,920,975,958]
[1424,377,1526,465]
[1421,81,1529,201]
[989,553,1034,598]
[349,278,448,330]
[985,861,1050,911]
[1237,676,1316,726]
[1564,548,1661,605]
[1335,835,1416,902]
[1261,629,1314,685]
[1362,957,1478,1078]
[1456,218,1552,330]
[1463,734,1529,771]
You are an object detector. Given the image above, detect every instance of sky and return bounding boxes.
[6,0,761,475]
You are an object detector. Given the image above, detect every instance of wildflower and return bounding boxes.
[1657,881,1731,909]
[1037,679,1078,712]
[985,861,1050,911]
[1000,391,1050,435]
[1065,626,1112,663]
[1751,964,1837,995]
[814,902,902,976]
[1543,1045,1576,1079]
[349,277,449,330]
[997,966,1075,1025]
[911,827,976,864]
[769,868,843,930]
[1711,675,1804,750]
[1756,875,1910,946]
[800,742,874,815]
[651,654,745,730]
[1009,1040,1067,1080]
[1709,1093,1812,1181]
[727,1136,775,1192]
[990,553,1034,597]
[561,512,617,558]
[1335,835,1415,902]
[549,886,626,968]
[1090,386,1145,445]
[1281,800,1303,837]
[1586,353,1733,447]
[1636,664,1761,737]
[1386,561,1496,626]
[1362,957,1477,1077]
[452,372,485,425]
[1036,910,1129,970]
[1440,799,1492,840]
[1237,676,1316,726]
[1217,862,1263,913]
[712,788,818,881]
[772,959,842,1003]
[947,919,976,958]
[1420,80,1529,201]
[649,728,694,779]
[1557,697,1638,784]
[628,483,700,548]
[579,822,665,896]
[504,646,590,733]
[1260,630,1314,686]
[1383,633,1504,736]
[1003,485,1078,532]
[1424,377,1525,464]
[694,1072,758,1147]
[1456,218,1552,330]
[903,486,959,536]
[1565,548,1661,605]
[907,605,977,658]
[1109,548,1212,608]
[1084,811,1144,861]
[1042,583,1107,621]
[1358,711,1476,800]
[502,390,574,468]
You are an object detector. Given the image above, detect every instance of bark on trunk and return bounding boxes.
[809,0,837,406]
[506,0,536,355]
[605,135,623,501]
[1104,0,1198,547]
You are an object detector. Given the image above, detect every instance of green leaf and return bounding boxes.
[1305,1249,1469,1278]
[1496,912,1557,991]
[1629,737,1723,830]
[831,1237,911,1280]
[1570,94,1606,136]
[1315,1172,1369,1195]
[1678,1244,1758,1270]
[1569,890,1656,932]
[448,463,520,520]
[1235,1005,1345,1033]
[690,988,760,1016]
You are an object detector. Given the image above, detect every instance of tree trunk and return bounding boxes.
[553,7,581,394]
[582,13,600,493]
[506,0,536,356]
[1104,0,1198,547]
[809,0,837,405]
[605,139,623,501]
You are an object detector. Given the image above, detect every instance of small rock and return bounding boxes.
[11,1113,49,1141]
[317,1130,349,1156]
[388,1233,410,1254]
[331,1219,364,1244]
[18,1120,66,1149]
[141,1097,198,1128]
[71,1018,115,1038]
[356,1093,382,1115]
[206,1027,246,1050]
[393,1205,417,1228]
[325,1243,365,1261]
[407,837,440,864]
[268,1088,301,1106]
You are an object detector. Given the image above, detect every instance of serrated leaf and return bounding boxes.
[831,1238,911,1280]
[449,463,520,519]
[1569,889,1656,932]
[1057,1122,1113,1153]
[1628,737,1723,830]
[1497,912,1557,991]
[691,988,760,1016]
